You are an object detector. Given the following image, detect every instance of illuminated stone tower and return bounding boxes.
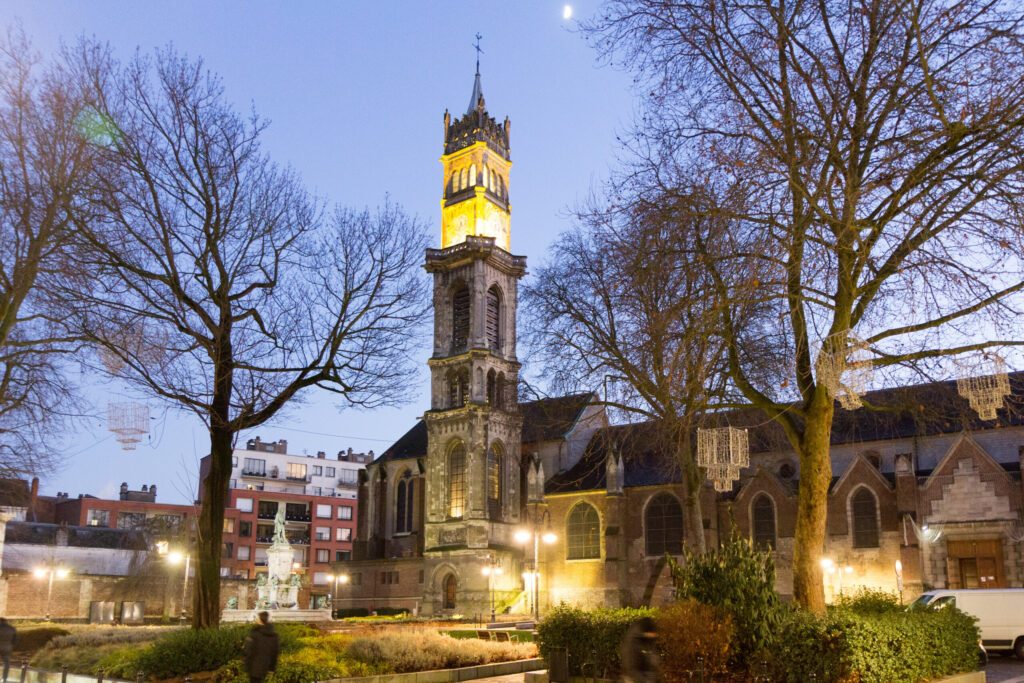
[421,60,526,614]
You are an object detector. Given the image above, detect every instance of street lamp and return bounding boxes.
[33,565,70,621]
[481,560,504,624]
[158,544,191,623]
[516,509,557,620]
[894,560,904,605]
[324,573,349,614]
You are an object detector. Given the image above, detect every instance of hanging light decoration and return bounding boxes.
[956,354,1011,421]
[96,323,169,376]
[815,331,874,410]
[698,427,749,491]
[107,402,150,451]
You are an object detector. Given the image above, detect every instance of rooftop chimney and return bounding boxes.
[316,451,326,459]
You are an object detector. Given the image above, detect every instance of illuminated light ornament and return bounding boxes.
[107,401,150,451]
[698,427,748,491]
[97,323,168,376]
[956,354,1011,421]
[815,331,874,410]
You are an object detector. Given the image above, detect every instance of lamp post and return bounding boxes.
[515,509,556,621]
[32,565,70,621]
[894,560,904,605]
[325,573,349,615]
[157,543,191,623]
[481,560,504,624]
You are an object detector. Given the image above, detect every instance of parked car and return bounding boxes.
[910,589,1024,659]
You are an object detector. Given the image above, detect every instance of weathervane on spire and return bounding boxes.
[473,33,483,76]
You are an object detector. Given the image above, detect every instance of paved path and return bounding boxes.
[987,657,1024,683]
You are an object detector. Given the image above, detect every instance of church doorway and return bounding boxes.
[946,539,1005,588]
[443,574,457,610]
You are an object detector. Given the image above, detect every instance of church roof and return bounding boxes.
[546,371,1024,494]
[467,71,484,115]
[374,392,597,465]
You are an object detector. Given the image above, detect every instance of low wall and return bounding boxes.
[324,658,546,683]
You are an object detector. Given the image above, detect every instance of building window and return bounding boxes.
[316,549,330,563]
[309,487,322,497]
[117,512,146,530]
[287,463,307,480]
[751,494,777,550]
[337,506,353,520]
[316,504,331,519]
[87,509,110,527]
[335,551,351,562]
[237,546,251,561]
[232,456,238,466]
[236,498,253,513]
[243,458,266,476]
[336,527,352,542]
[443,574,457,610]
[852,488,880,548]
[223,518,235,533]
[486,286,501,350]
[451,284,470,353]
[312,571,328,585]
[222,542,234,559]
[315,526,330,541]
[313,466,323,476]
[326,467,336,477]
[323,488,334,497]
[396,470,415,534]
[567,503,601,560]
[229,479,237,489]
[486,443,503,520]
[447,368,469,408]
[644,493,683,556]
[448,442,467,519]
[239,521,252,537]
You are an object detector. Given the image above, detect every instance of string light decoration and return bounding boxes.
[96,324,168,376]
[698,427,749,491]
[815,331,874,410]
[956,355,1011,421]
[107,402,150,451]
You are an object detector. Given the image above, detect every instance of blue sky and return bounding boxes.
[4,2,637,503]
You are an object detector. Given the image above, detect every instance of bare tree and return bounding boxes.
[524,197,740,553]
[62,45,430,627]
[586,0,1024,611]
[0,27,92,477]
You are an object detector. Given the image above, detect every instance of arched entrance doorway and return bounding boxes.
[443,574,457,610]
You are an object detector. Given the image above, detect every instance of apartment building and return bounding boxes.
[203,437,369,601]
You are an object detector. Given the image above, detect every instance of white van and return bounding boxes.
[911,589,1024,658]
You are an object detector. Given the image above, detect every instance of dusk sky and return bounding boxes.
[4,2,637,503]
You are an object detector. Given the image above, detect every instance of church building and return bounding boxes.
[333,67,1024,617]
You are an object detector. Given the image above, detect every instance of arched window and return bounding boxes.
[486,286,501,350]
[486,369,497,405]
[451,283,470,353]
[487,166,495,192]
[751,494,777,550]
[487,442,503,520]
[447,369,468,408]
[497,372,508,409]
[448,443,467,519]
[395,469,414,534]
[469,163,477,187]
[443,573,457,610]
[566,503,600,560]
[644,493,683,556]
[450,171,458,194]
[459,168,468,191]
[851,488,879,548]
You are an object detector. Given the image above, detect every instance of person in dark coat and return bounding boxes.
[242,611,279,683]
[619,616,659,683]
[0,617,17,683]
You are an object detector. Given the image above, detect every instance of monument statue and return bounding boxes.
[273,507,288,544]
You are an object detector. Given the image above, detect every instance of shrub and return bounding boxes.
[655,600,733,681]
[756,603,980,683]
[12,627,71,653]
[346,628,536,673]
[127,625,250,678]
[669,533,780,665]
[834,587,902,615]
[535,604,654,677]
[31,643,129,675]
[47,627,179,649]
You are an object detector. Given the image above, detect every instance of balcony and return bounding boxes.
[257,511,277,520]
[240,470,267,478]
[285,513,311,523]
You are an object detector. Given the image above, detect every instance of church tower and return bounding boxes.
[421,59,525,614]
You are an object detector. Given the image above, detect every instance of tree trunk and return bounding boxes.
[792,391,835,614]
[678,439,706,553]
[194,423,232,628]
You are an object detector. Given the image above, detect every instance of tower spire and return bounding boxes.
[468,33,484,114]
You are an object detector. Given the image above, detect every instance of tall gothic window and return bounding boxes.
[452,283,470,353]
[851,488,880,548]
[486,286,501,350]
[395,469,414,534]
[448,442,467,519]
[486,369,496,405]
[443,573,457,610]
[566,503,600,560]
[497,372,507,409]
[487,442,503,520]
[459,168,468,191]
[644,493,683,556]
[751,494,777,550]
[447,369,468,408]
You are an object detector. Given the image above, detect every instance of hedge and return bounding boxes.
[756,604,980,683]
[535,604,654,677]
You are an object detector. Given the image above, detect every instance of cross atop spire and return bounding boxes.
[467,33,485,115]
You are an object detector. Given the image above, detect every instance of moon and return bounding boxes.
[563,4,573,20]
